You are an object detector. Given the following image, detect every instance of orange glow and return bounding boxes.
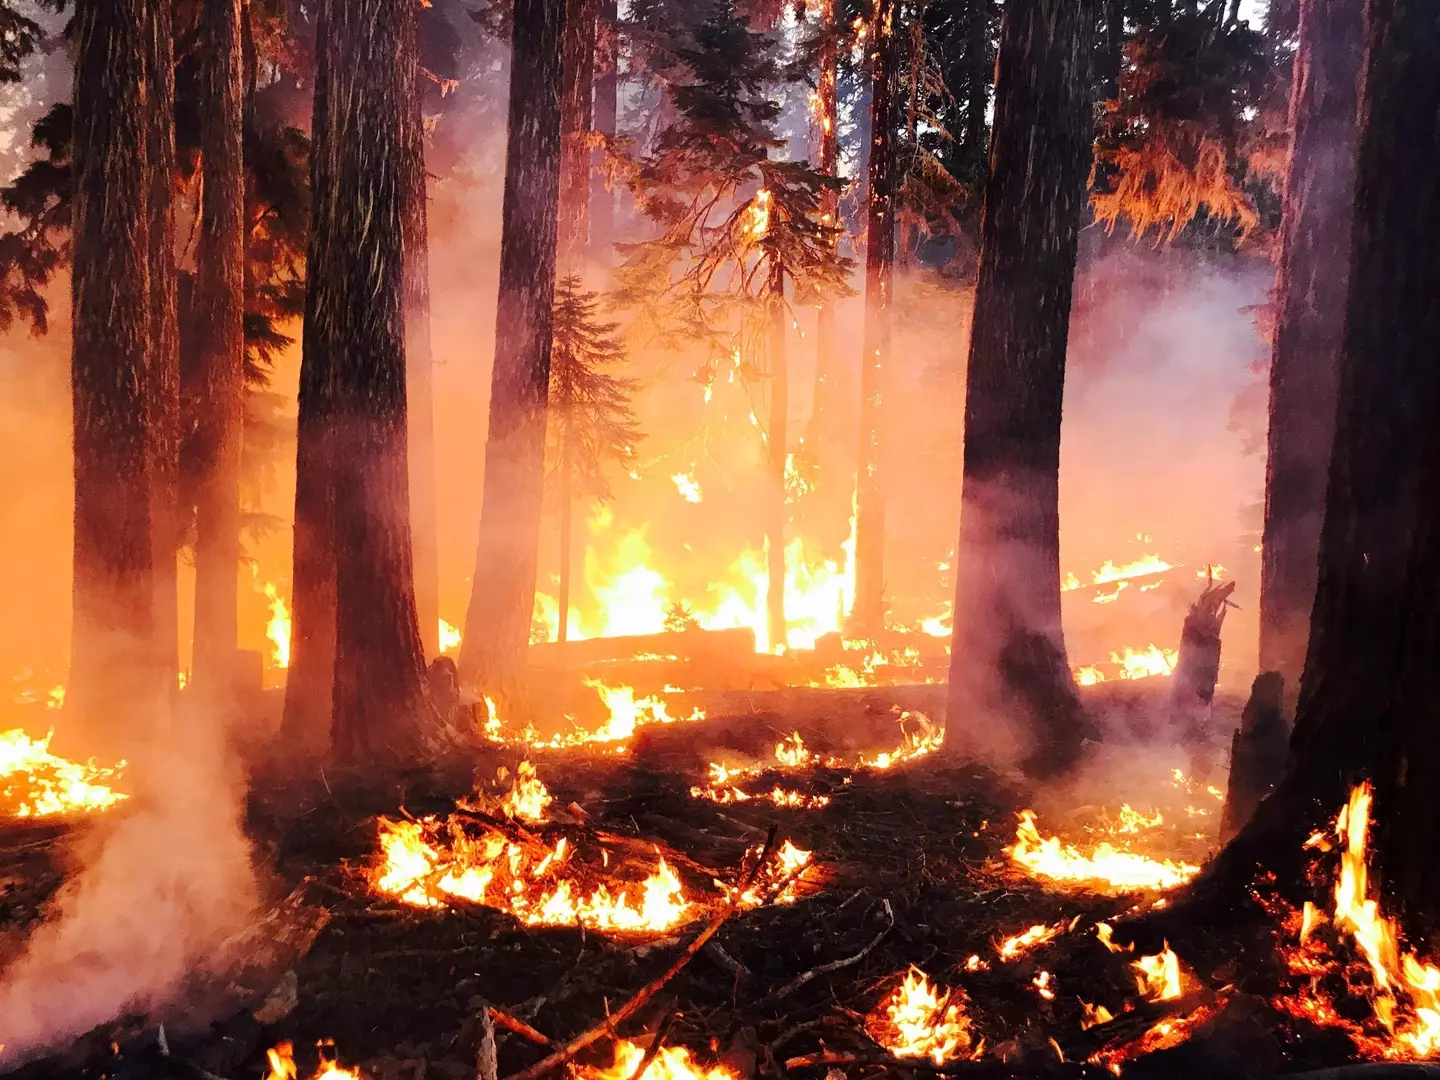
[576,1039,738,1080]
[1008,809,1199,892]
[0,728,127,818]
[866,968,974,1065]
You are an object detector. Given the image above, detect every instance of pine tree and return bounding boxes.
[458,0,567,698]
[617,0,850,651]
[548,275,642,643]
[559,0,599,274]
[944,0,1098,779]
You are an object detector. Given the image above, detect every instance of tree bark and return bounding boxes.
[766,259,788,654]
[1114,0,1440,951]
[1256,0,1365,699]
[283,0,338,754]
[851,0,896,638]
[558,0,596,275]
[961,0,991,180]
[944,0,1097,779]
[807,0,840,474]
[459,0,567,698]
[68,0,163,758]
[192,0,247,696]
[557,438,573,645]
[589,0,617,267]
[148,0,181,698]
[402,0,441,661]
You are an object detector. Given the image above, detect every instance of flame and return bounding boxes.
[743,188,772,240]
[775,731,812,768]
[998,922,1062,961]
[265,1042,362,1080]
[1277,783,1440,1057]
[1008,809,1199,892]
[1133,945,1183,1000]
[1113,644,1179,679]
[265,1042,297,1080]
[1033,970,1056,1000]
[1081,1001,1116,1030]
[1074,664,1104,686]
[671,472,703,503]
[1092,554,1175,585]
[483,681,705,752]
[576,1039,738,1080]
[866,967,974,1065]
[0,728,127,818]
[438,618,461,653]
[919,604,951,637]
[263,581,291,668]
[500,760,553,823]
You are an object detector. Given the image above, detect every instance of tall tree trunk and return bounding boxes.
[961,0,991,180]
[148,0,180,698]
[807,0,840,471]
[192,0,247,696]
[283,1,338,754]
[1116,0,1440,951]
[852,0,897,638]
[68,0,162,759]
[558,0,596,275]
[1256,0,1364,700]
[944,0,1097,780]
[589,0,617,267]
[402,0,440,661]
[557,438,573,645]
[459,0,567,698]
[766,259,788,654]
[325,0,431,763]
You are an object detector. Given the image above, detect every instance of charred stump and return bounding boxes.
[1169,577,1236,777]
[1218,671,1288,845]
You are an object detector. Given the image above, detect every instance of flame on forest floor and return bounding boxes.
[576,1038,738,1080]
[689,713,942,807]
[866,967,976,1065]
[482,681,706,753]
[1062,554,1175,592]
[438,618,462,653]
[263,582,291,669]
[497,761,553,823]
[1133,945,1183,1000]
[819,640,931,689]
[1008,809,1200,893]
[264,1041,362,1080]
[1276,782,1440,1058]
[1072,644,1179,687]
[0,728,127,818]
[997,922,1065,961]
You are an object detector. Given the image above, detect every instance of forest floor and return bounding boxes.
[0,684,1407,1080]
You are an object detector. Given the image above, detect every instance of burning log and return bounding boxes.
[1169,577,1237,777]
[1218,672,1288,844]
[529,628,757,670]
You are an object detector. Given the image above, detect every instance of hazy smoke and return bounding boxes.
[0,709,257,1064]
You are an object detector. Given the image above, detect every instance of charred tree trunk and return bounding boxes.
[961,0,992,181]
[192,0,247,696]
[68,0,162,757]
[557,436,573,645]
[558,0,596,275]
[1169,578,1237,776]
[402,2,440,661]
[148,0,180,697]
[459,0,567,698]
[944,0,1097,779]
[589,0,617,267]
[1117,0,1440,950]
[283,1,339,753]
[766,259,788,654]
[807,0,840,475]
[1218,671,1288,845]
[851,0,897,638]
[1257,0,1365,698]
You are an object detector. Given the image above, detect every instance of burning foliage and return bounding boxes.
[0,727,127,818]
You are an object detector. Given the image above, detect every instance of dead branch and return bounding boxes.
[489,1006,556,1048]
[625,1006,678,1080]
[753,898,894,1008]
[498,828,779,1080]
[477,1002,499,1080]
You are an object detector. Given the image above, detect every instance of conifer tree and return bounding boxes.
[617,0,850,651]
[547,275,642,643]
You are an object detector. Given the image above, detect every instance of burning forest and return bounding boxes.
[3,0,1440,1078]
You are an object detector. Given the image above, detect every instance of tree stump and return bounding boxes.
[1219,671,1289,844]
[1170,577,1238,779]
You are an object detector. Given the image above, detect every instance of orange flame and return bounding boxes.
[263,581,291,669]
[0,728,127,818]
[576,1038,738,1080]
[1008,809,1199,892]
[866,967,974,1065]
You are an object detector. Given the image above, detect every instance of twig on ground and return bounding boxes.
[488,1006,556,1048]
[624,1006,678,1080]
[498,828,779,1080]
[754,899,894,1008]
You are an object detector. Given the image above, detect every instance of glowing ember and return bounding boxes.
[1033,970,1056,999]
[576,1039,738,1080]
[263,581,292,668]
[997,922,1063,961]
[671,472,703,503]
[1008,810,1199,892]
[1278,782,1440,1058]
[437,618,461,653]
[0,728,127,818]
[866,967,974,1065]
